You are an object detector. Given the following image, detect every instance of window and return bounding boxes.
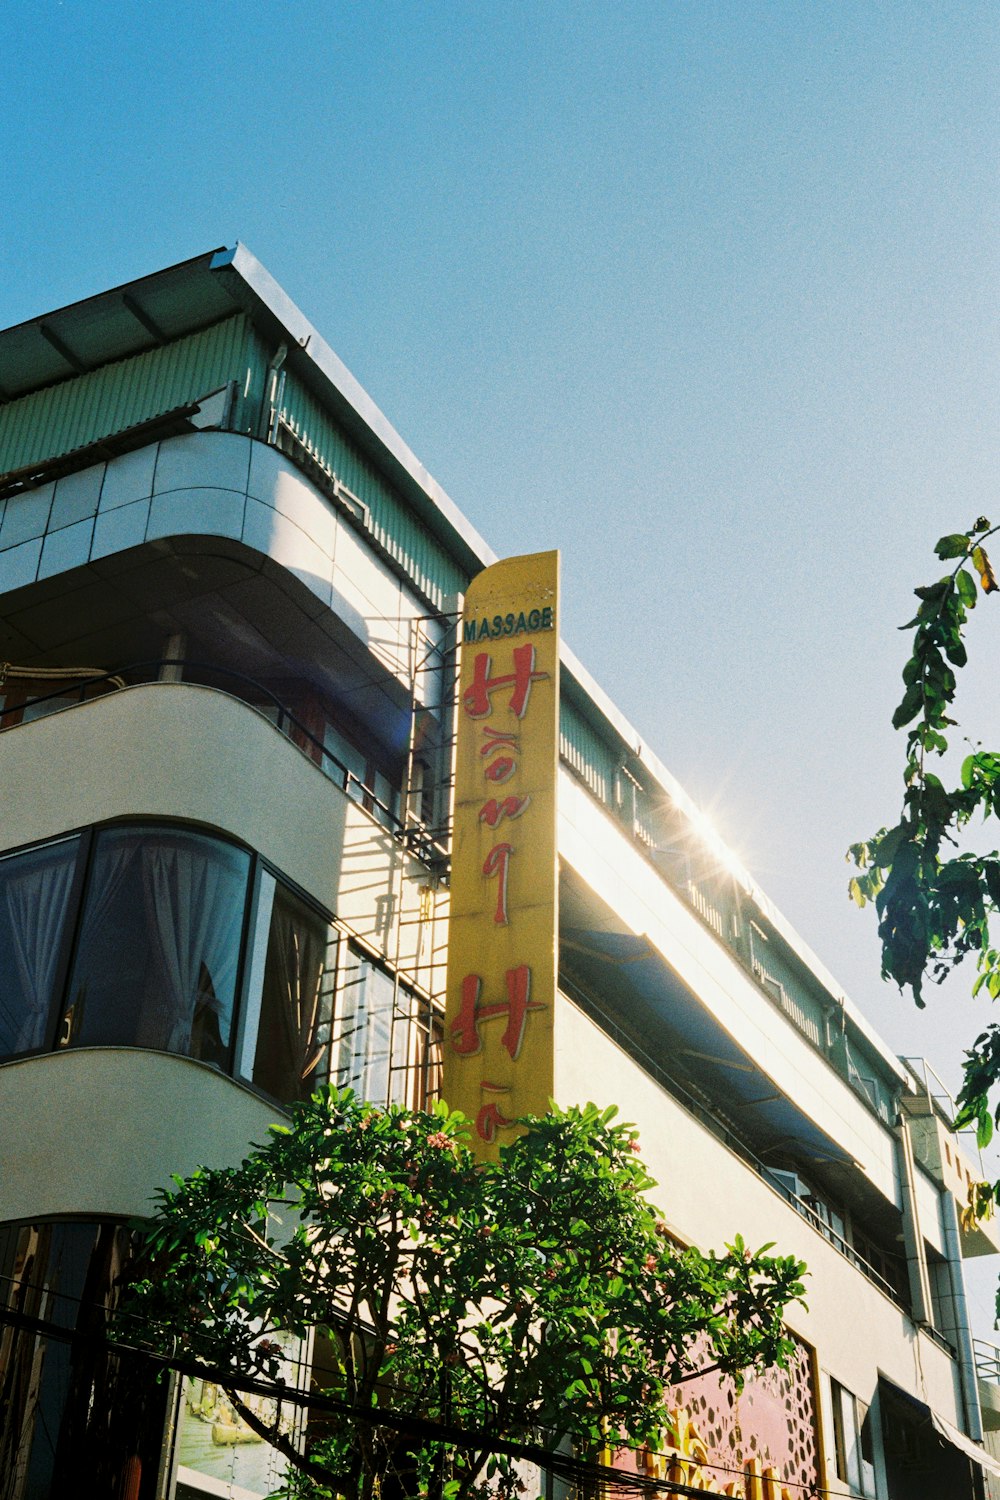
[0,1220,167,1498]
[334,950,411,1106]
[61,826,250,1066]
[0,836,80,1056]
[238,873,337,1102]
[0,824,438,1112]
[831,1379,876,1497]
[323,722,401,829]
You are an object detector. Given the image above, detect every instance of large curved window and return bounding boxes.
[0,823,440,1110]
[61,827,250,1065]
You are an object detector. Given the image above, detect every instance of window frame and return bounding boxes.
[0,818,442,1113]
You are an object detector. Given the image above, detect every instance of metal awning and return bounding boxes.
[880,1378,1000,1478]
[931,1413,1000,1478]
[560,924,853,1169]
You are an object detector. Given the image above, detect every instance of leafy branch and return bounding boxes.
[123,1091,806,1500]
[848,518,1000,1168]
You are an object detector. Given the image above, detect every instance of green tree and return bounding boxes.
[849,517,1000,1221]
[126,1091,806,1500]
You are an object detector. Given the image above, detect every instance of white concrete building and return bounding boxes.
[0,246,998,1499]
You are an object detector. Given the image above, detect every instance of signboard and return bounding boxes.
[443,551,559,1157]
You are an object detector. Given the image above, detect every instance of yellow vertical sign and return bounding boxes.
[444,551,559,1158]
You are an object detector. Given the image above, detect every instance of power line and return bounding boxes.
[0,1301,829,1499]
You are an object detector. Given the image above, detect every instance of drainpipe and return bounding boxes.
[940,1187,985,1442]
[894,1114,933,1326]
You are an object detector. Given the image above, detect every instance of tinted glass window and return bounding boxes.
[247,880,336,1102]
[334,951,410,1105]
[0,836,80,1058]
[62,827,250,1065]
[0,1220,167,1499]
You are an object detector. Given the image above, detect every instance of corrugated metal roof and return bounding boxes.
[0,248,235,401]
[0,316,252,473]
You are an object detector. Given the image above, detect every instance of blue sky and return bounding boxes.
[3,5,998,1105]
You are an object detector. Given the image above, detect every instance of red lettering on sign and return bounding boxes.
[463,644,548,720]
[482,842,514,924]
[476,1096,516,1143]
[479,794,531,828]
[450,965,539,1061]
[479,728,518,755]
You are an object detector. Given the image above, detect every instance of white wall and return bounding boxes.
[553,993,965,1429]
[0,1049,284,1222]
[0,682,443,981]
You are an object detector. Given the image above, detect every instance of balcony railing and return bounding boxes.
[558,970,907,1311]
[0,659,447,866]
[975,1338,1000,1384]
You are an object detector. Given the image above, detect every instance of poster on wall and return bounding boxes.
[443,550,560,1159]
[171,1334,305,1500]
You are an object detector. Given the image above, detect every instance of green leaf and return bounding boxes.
[957,568,978,607]
[914,579,951,602]
[935,534,970,560]
[892,684,924,731]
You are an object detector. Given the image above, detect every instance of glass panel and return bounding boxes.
[334,951,410,1105]
[63,826,250,1065]
[20,695,81,723]
[0,836,80,1058]
[323,722,367,799]
[248,883,336,1102]
[0,1220,167,1499]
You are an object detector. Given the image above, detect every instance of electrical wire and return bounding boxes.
[0,1295,830,1498]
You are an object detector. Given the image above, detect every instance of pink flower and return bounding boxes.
[629,1139,641,1153]
[426,1131,455,1151]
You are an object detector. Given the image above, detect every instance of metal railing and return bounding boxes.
[558,970,906,1310]
[900,1054,987,1174]
[975,1337,1000,1384]
[0,659,448,867]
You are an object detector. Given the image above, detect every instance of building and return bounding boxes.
[0,245,999,1500]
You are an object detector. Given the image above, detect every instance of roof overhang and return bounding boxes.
[880,1377,1000,1478]
[560,921,854,1171]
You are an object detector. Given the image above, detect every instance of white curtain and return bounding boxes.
[269,900,326,1090]
[4,843,78,1052]
[139,841,244,1054]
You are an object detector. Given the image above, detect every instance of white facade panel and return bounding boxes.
[553,992,965,1428]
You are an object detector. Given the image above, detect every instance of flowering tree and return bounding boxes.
[127,1091,806,1500]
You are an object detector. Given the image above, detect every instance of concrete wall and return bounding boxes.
[0,1048,285,1222]
[554,992,966,1431]
[0,430,446,706]
[0,682,444,983]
